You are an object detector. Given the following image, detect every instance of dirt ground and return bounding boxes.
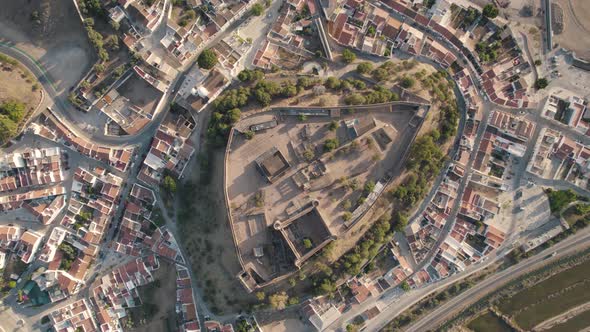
[553,0,590,60]
[178,149,257,315]
[0,60,42,121]
[0,0,94,94]
[126,261,178,332]
[118,73,163,115]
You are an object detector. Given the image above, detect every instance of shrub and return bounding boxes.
[342,212,352,221]
[162,175,177,193]
[535,78,549,89]
[342,49,356,63]
[399,76,416,89]
[324,138,339,152]
[329,120,338,131]
[400,281,411,291]
[356,62,373,75]
[344,93,366,105]
[325,77,341,89]
[482,3,499,18]
[251,3,264,16]
[0,101,25,123]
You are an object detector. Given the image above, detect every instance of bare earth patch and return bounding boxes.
[0,0,94,93]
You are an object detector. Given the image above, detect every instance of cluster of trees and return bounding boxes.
[84,19,109,62]
[78,0,104,17]
[546,188,579,213]
[267,291,299,310]
[339,214,393,276]
[0,101,26,143]
[208,107,241,146]
[419,70,454,104]
[58,242,77,271]
[344,85,400,105]
[371,60,417,82]
[254,80,298,106]
[406,132,445,177]
[213,87,251,112]
[237,69,265,82]
[208,71,328,145]
[475,41,500,63]
[324,77,366,91]
[462,7,480,28]
[392,173,429,212]
[439,102,459,141]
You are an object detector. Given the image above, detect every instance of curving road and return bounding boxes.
[0,42,155,147]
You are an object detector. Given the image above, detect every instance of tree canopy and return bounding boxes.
[482,4,499,18]
[356,62,373,75]
[197,49,218,69]
[342,49,356,63]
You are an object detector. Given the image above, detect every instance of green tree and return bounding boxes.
[197,49,218,69]
[400,281,411,291]
[255,89,272,106]
[325,77,341,89]
[357,62,373,75]
[365,180,376,193]
[535,78,549,89]
[400,76,416,89]
[372,68,388,81]
[482,4,499,18]
[303,238,313,249]
[342,212,352,221]
[226,108,241,124]
[255,291,266,301]
[268,292,289,310]
[251,3,264,16]
[94,63,105,74]
[324,138,339,152]
[0,101,25,123]
[162,175,177,193]
[393,212,409,232]
[342,49,356,63]
[329,120,338,131]
[342,199,352,210]
[344,93,366,105]
[317,278,337,297]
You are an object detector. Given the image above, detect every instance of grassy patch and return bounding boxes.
[498,259,590,330]
[545,188,578,213]
[562,203,590,226]
[467,311,514,332]
[546,308,590,332]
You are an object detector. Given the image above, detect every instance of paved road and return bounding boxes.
[405,227,590,332]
